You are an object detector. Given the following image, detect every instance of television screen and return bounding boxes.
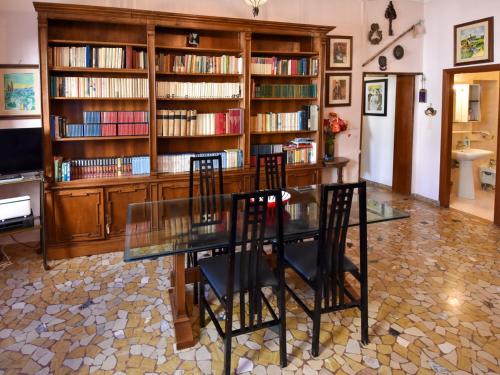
[0,128,43,176]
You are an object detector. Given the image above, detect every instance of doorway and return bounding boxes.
[439,64,500,226]
[360,73,419,195]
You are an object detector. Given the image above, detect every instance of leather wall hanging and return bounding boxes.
[368,23,383,45]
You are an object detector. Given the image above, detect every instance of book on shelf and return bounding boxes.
[53,155,150,182]
[50,76,148,98]
[156,53,243,74]
[156,108,243,136]
[251,82,317,98]
[158,149,243,173]
[50,111,149,138]
[48,45,147,69]
[250,139,316,166]
[251,104,319,132]
[251,57,318,76]
[156,81,242,99]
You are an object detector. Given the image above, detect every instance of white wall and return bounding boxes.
[361,75,398,186]
[415,0,500,201]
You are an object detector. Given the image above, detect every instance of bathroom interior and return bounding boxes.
[450,71,498,222]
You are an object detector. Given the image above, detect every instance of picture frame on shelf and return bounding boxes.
[363,79,388,116]
[0,65,41,119]
[325,73,351,107]
[326,36,353,70]
[454,17,494,66]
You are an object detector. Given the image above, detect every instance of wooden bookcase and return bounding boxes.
[34,2,333,259]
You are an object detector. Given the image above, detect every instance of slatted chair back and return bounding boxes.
[255,152,286,190]
[317,181,367,309]
[189,155,224,218]
[227,189,285,330]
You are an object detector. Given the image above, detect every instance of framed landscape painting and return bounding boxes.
[364,79,388,116]
[326,36,353,70]
[325,73,351,107]
[454,17,494,66]
[0,65,41,119]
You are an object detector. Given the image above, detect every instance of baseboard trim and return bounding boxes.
[411,193,440,206]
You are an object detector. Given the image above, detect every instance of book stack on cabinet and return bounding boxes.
[35,2,332,259]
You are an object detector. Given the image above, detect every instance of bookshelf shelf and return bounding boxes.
[48,39,147,48]
[156,72,243,77]
[158,134,242,139]
[36,1,331,262]
[155,46,242,54]
[251,50,319,57]
[49,67,148,74]
[53,136,149,142]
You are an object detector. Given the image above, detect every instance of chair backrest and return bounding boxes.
[317,181,367,306]
[226,189,285,328]
[255,152,286,190]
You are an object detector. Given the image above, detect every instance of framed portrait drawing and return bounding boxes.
[454,17,494,66]
[326,36,353,70]
[325,73,351,107]
[364,79,388,116]
[0,65,41,119]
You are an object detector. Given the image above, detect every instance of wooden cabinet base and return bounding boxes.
[47,237,125,260]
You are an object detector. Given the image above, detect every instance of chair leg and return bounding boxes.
[193,253,199,305]
[278,285,287,368]
[361,274,369,345]
[199,274,206,328]
[224,298,233,375]
[311,282,322,357]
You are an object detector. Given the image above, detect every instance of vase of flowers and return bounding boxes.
[323,112,348,160]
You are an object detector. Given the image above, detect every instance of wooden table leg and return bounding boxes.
[169,253,195,349]
[337,166,344,184]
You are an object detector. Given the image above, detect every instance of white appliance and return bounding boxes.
[0,196,31,221]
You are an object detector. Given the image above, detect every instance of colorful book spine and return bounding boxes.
[156,108,243,136]
[158,150,243,173]
[53,155,150,181]
[251,105,319,132]
[250,139,316,166]
[50,77,148,98]
[252,82,317,98]
[48,46,147,69]
[251,57,318,76]
[156,82,241,99]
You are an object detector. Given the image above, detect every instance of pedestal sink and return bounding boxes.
[452,148,494,199]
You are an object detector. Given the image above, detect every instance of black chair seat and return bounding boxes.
[199,253,278,299]
[284,240,358,282]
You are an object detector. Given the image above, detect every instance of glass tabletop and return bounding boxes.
[124,185,409,262]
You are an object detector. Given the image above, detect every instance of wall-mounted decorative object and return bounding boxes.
[244,0,268,17]
[187,32,200,47]
[326,36,353,70]
[325,73,351,107]
[364,79,388,116]
[419,75,427,103]
[369,23,383,45]
[385,1,397,36]
[393,45,404,59]
[454,17,494,66]
[0,65,40,119]
[378,56,387,71]
[425,104,437,117]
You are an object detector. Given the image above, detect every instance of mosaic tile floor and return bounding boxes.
[0,191,499,374]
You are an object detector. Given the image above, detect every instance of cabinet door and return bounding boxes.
[453,84,469,122]
[223,175,246,194]
[159,180,191,200]
[287,168,318,187]
[53,188,105,242]
[105,184,149,237]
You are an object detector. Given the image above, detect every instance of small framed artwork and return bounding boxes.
[364,79,388,116]
[454,17,494,66]
[0,65,41,119]
[326,36,353,70]
[325,73,351,107]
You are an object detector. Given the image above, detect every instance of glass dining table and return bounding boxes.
[123,184,409,349]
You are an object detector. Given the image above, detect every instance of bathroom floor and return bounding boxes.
[450,187,495,221]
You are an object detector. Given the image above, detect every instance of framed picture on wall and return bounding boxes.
[325,73,351,107]
[454,17,494,66]
[326,36,353,70]
[364,79,388,116]
[0,65,41,119]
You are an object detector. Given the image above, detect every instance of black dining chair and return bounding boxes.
[255,152,287,190]
[283,181,368,356]
[188,155,225,303]
[198,189,287,375]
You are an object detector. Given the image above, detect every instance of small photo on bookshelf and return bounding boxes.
[326,36,352,70]
[325,73,351,107]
